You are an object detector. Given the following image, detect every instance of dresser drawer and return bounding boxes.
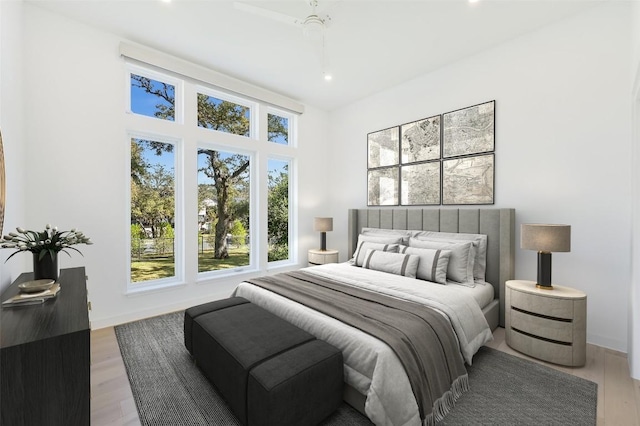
[510,308,573,343]
[510,289,574,320]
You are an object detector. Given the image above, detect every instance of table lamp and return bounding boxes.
[313,217,333,251]
[521,224,571,290]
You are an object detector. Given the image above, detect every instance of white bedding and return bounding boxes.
[448,279,495,309]
[232,263,493,426]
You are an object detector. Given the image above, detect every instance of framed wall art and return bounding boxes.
[368,126,399,168]
[401,161,440,205]
[366,100,495,207]
[368,167,399,206]
[401,115,440,164]
[442,154,494,205]
[443,100,494,158]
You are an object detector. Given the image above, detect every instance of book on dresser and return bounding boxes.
[2,283,61,306]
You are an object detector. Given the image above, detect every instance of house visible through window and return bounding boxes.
[197,148,251,273]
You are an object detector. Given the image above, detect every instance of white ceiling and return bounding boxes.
[28,0,602,111]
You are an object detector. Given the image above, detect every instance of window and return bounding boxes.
[268,158,291,262]
[126,62,297,291]
[268,111,290,145]
[130,137,177,283]
[197,90,252,137]
[130,72,177,121]
[198,148,251,273]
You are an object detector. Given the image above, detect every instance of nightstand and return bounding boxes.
[308,249,339,266]
[505,280,586,367]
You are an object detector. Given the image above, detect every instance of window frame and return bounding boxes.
[126,63,184,124]
[195,85,258,140]
[266,155,296,268]
[195,142,258,279]
[267,106,296,147]
[124,61,299,294]
[126,130,184,293]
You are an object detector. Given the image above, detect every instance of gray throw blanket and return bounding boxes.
[247,270,469,425]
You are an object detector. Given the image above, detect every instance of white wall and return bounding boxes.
[0,0,28,293]
[629,0,640,379]
[20,4,330,328]
[328,3,632,352]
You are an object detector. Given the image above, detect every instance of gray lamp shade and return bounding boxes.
[521,224,571,253]
[313,217,333,232]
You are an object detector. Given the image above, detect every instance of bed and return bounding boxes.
[233,207,515,426]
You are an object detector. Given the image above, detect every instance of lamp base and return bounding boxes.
[536,251,553,289]
[320,232,327,251]
[535,284,554,290]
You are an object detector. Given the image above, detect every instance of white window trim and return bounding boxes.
[126,131,185,294]
[120,42,304,114]
[126,63,184,124]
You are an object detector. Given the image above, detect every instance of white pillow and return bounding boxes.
[353,241,400,267]
[362,249,420,279]
[361,228,412,245]
[408,238,475,286]
[414,231,488,281]
[399,245,451,284]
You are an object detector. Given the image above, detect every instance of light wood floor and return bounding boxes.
[91,326,640,426]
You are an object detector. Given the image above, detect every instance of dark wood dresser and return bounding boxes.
[1,267,90,425]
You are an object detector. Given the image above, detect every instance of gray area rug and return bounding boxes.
[115,311,597,425]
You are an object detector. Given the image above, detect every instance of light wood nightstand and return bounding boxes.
[308,249,339,266]
[505,279,586,367]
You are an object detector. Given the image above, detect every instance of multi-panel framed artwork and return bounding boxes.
[442,154,494,205]
[367,100,495,206]
[367,167,399,206]
[443,101,495,158]
[368,126,399,169]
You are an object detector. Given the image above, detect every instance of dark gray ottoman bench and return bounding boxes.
[184,297,343,426]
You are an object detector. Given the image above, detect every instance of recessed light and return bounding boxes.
[469,0,479,3]
[324,74,332,81]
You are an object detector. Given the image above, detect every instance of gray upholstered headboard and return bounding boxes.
[348,208,515,327]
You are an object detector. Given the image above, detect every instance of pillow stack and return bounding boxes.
[352,228,488,286]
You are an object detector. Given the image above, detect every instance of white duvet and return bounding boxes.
[232,263,493,426]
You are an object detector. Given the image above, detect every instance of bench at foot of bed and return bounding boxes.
[184,297,344,426]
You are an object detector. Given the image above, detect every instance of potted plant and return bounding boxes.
[1,224,92,280]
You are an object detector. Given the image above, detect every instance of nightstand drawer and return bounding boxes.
[308,251,325,264]
[510,289,574,320]
[308,250,339,265]
[510,308,573,343]
[509,328,575,366]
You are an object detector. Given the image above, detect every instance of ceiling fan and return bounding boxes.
[233,0,332,42]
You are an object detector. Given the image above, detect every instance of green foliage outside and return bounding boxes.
[268,165,289,262]
[131,224,145,258]
[230,220,247,246]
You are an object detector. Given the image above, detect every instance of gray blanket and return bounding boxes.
[247,270,469,425]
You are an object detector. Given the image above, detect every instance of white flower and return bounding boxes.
[45,224,51,229]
